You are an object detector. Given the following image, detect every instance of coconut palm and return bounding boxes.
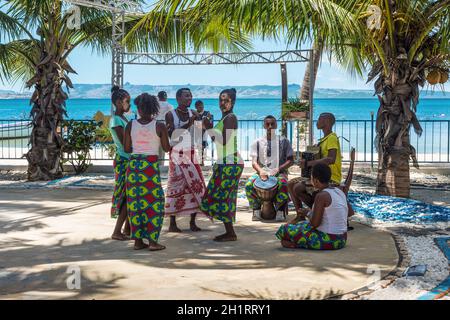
[0,0,251,181]
[156,0,450,198]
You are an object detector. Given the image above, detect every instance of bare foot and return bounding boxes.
[168,225,183,233]
[149,242,166,251]
[281,240,298,249]
[111,233,128,241]
[190,222,202,232]
[134,243,149,250]
[213,233,237,242]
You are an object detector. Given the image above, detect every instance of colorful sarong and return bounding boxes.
[276,221,347,250]
[126,155,165,242]
[200,163,244,223]
[245,173,289,211]
[165,149,206,216]
[111,155,129,219]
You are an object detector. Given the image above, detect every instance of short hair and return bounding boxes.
[264,115,277,122]
[320,113,336,125]
[176,88,191,99]
[311,163,332,184]
[111,86,130,108]
[134,93,160,118]
[220,88,237,104]
[195,100,204,107]
[157,91,167,100]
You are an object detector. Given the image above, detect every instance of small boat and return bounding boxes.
[0,121,31,140]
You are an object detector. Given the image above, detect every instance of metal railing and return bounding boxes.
[1,118,449,164]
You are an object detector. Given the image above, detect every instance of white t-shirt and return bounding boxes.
[157,101,174,121]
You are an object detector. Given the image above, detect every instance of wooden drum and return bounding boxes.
[254,176,278,220]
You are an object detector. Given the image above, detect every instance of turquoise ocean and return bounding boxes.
[0,98,449,121]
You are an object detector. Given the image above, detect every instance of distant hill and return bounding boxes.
[1,83,449,99]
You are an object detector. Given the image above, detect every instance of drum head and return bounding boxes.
[254,176,278,190]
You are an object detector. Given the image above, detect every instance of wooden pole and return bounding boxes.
[281,63,288,136]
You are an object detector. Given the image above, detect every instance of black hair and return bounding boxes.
[220,88,237,105]
[111,86,130,108]
[320,113,336,125]
[311,163,332,184]
[134,93,160,118]
[195,100,204,107]
[264,115,277,122]
[157,91,167,100]
[176,88,191,99]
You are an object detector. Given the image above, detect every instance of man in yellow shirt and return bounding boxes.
[288,113,342,219]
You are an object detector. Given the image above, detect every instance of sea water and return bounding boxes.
[0,98,449,121]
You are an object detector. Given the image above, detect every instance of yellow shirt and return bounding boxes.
[319,132,342,184]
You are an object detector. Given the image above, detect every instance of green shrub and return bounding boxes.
[61,120,99,174]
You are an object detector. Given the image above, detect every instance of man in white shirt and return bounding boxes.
[157,91,174,122]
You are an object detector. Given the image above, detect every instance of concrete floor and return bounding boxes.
[0,188,399,300]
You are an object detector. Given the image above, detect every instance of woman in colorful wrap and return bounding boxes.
[201,89,244,242]
[110,86,132,241]
[276,163,354,250]
[123,93,171,251]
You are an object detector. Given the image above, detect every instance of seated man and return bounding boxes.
[246,115,294,222]
[276,163,354,250]
[288,112,342,220]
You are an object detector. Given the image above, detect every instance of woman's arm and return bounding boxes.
[222,114,237,145]
[112,126,125,146]
[123,122,132,154]
[156,122,172,153]
[309,192,332,229]
[347,200,355,218]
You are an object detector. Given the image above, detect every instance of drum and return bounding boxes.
[301,149,320,178]
[253,176,278,220]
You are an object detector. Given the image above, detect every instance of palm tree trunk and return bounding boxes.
[375,74,421,198]
[26,10,69,181]
[300,41,322,101]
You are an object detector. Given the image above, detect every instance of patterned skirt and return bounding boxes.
[126,155,165,242]
[111,155,129,219]
[245,173,289,210]
[200,162,244,224]
[276,221,347,250]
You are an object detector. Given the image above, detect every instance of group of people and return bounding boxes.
[109,86,243,251]
[108,85,354,252]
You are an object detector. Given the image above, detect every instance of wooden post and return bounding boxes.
[281,63,288,136]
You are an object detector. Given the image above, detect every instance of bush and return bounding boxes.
[61,120,99,174]
[93,111,116,158]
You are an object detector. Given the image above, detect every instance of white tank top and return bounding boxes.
[130,119,161,155]
[171,109,195,150]
[172,109,192,129]
[316,188,348,235]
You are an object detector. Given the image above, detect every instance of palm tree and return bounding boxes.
[155,0,450,198]
[0,0,118,181]
[0,0,250,181]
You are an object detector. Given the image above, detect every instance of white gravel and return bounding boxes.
[363,235,449,300]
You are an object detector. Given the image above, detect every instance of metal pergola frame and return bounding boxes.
[63,0,315,144]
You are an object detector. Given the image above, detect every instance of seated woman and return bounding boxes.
[276,163,354,250]
[245,115,294,222]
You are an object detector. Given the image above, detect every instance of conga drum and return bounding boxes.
[301,147,320,178]
[253,176,278,220]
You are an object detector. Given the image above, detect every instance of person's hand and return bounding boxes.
[269,168,279,176]
[299,159,306,169]
[259,170,269,181]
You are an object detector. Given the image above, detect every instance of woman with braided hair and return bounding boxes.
[110,86,132,241]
